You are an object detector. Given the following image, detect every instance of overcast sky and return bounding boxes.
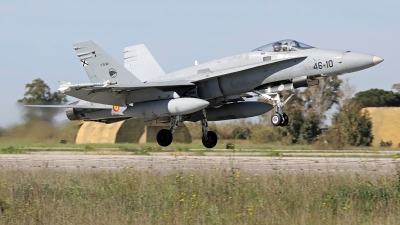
[0,0,398,127]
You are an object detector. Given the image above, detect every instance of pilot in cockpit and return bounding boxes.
[281,42,288,51]
[273,43,281,52]
[252,40,314,53]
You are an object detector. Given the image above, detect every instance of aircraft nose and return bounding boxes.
[342,52,383,73]
[373,56,384,65]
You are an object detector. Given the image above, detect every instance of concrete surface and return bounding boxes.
[0,154,399,174]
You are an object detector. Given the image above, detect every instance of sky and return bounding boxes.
[0,0,399,127]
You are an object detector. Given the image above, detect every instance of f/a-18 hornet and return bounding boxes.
[28,39,383,148]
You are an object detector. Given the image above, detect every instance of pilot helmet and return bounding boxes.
[273,43,281,52]
[282,42,288,51]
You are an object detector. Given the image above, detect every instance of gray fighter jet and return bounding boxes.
[28,39,383,148]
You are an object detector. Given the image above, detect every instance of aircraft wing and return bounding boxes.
[25,101,112,109]
[25,104,111,109]
[109,80,194,91]
[188,56,307,82]
[59,80,195,106]
[62,80,194,91]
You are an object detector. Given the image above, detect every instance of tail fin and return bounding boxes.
[124,44,165,82]
[73,40,142,84]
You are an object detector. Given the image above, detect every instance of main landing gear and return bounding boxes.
[156,115,181,147]
[254,91,292,127]
[156,109,218,148]
[201,109,218,148]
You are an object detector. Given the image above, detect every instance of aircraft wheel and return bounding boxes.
[156,129,173,147]
[280,113,289,127]
[202,131,218,148]
[271,113,282,126]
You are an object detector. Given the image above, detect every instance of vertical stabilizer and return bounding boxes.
[124,44,165,82]
[73,40,142,84]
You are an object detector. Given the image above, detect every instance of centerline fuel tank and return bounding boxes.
[124,98,209,118]
[186,101,273,122]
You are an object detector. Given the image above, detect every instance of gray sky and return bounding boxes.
[0,0,399,127]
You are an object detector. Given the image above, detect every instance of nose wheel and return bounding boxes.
[280,113,289,126]
[253,91,291,127]
[271,113,289,126]
[271,113,282,126]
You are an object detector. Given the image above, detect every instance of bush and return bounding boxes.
[0,146,25,154]
[250,126,281,143]
[380,140,393,147]
[231,127,251,140]
[327,104,373,147]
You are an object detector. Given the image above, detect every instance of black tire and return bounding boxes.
[271,113,282,126]
[202,131,218,148]
[156,129,173,147]
[280,113,289,127]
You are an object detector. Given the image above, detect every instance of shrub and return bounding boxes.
[231,127,251,140]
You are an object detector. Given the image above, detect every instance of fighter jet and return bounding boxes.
[28,39,383,148]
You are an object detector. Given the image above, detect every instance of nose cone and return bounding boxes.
[373,56,384,65]
[343,52,383,73]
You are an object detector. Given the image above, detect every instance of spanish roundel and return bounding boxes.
[112,106,120,112]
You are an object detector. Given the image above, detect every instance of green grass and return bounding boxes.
[0,146,25,154]
[0,169,399,224]
[1,137,400,152]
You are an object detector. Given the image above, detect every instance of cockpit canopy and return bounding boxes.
[252,39,314,52]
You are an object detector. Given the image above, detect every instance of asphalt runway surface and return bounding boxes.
[0,154,399,174]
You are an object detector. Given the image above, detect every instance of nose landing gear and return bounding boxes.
[253,91,292,127]
[271,113,289,126]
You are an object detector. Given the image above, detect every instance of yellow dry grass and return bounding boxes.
[364,107,400,147]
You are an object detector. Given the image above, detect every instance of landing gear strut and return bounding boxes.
[156,115,181,147]
[201,109,218,148]
[254,91,292,127]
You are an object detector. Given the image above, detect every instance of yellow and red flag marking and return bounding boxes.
[112,105,120,112]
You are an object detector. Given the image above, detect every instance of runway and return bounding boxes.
[0,154,398,174]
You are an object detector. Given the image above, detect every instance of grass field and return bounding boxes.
[0,168,399,224]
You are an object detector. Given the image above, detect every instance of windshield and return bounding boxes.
[252,39,314,52]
